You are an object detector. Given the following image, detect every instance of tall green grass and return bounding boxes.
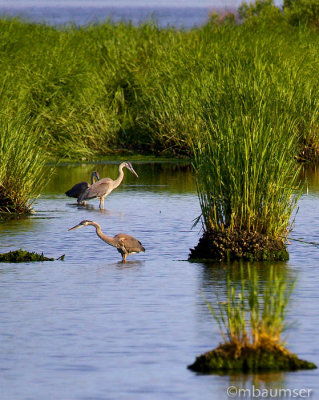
[190,25,311,239]
[0,114,49,213]
[0,18,318,159]
[192,105,301,239]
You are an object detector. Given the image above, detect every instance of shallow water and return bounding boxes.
[0,162,318,400]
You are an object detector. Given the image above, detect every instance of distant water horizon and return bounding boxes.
[0,0,242,8]
[0,0,282,28]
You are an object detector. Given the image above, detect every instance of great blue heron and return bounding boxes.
[68,220,145,262]
[65,171,100,205]
[78,162,138,209]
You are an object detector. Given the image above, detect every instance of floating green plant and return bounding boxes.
[0,249,55,262]
[188,265,316,373]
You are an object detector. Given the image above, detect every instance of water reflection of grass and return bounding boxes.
[189,263,316,373]
[206,265,295,348]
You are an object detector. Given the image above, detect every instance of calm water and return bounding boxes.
[0,0,281,28]
[0,162,318,400]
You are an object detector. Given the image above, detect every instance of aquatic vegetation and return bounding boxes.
[190,122,301,260]
[0,249,54,262]
[188,265,317,372]
[189,47,304,260]
[188,342,316,373]
[189,122,301,260]
[0,116,51,214]
[189,229,289,262]
[0,17,318,159]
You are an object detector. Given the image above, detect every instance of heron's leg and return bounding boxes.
[122,253,127,263]
[101,196,105,210]
[99,197,101,208]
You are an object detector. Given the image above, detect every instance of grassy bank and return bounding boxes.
[0,14,318,160]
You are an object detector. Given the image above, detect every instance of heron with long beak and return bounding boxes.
[78,162,138,209]
[68,220,145,262]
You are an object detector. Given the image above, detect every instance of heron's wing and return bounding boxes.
[80,178,113,200]
[65,182,89,198]
[114,234,145,253]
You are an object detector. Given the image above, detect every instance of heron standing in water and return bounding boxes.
[65,171,100,205]
[78,162,138,209]
[68,220,145,262]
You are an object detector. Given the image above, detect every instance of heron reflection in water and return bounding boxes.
[68,220,145,262]
[78,162,138,209]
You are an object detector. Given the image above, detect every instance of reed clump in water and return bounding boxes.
[0,116,49,214]
[189,229,289,262]
[188,265,317,373]
[189,64,302,260]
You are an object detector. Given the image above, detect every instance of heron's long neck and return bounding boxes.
[89,221,117,247]
[113,164,125,190]
[90,173,96,185]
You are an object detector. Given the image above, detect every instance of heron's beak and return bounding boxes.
[130,167,138,178]
[68,223,84,231]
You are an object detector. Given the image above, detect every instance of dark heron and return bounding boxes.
[68,220,145,262]
[65,171,100,205]
[78,162,138,209]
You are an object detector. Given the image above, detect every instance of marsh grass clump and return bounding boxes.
[188,265,316,373]
[0,249,54,262]
[0,116,50,214]
[188,342,315,373]
[189,61,303,260]
[189,228,289,262]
